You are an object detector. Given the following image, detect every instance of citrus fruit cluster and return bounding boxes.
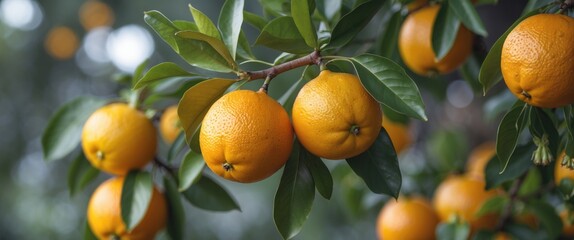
[81,103,168,239]
[199,70,383,183]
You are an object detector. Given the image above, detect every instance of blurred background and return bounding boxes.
[0,0,527,239]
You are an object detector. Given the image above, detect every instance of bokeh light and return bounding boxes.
[44,26,79,60]
[0,0,43,30]
[446,80,474,108]
[105,24,154,73]
[79,0,114,31]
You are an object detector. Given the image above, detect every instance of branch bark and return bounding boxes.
[244,50,322,81]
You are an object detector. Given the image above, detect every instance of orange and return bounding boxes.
[398,5,473,76]
[159,105,181,144]
[406,0,427,11]
[292,70,382,160]
[381,116,412,154]
[495,232,511,240]
[87,177,167,240]
[433,175,500,232]
[79,0,115,31]
[199,90,293,183]
[466,142,496,178]
[561,210,574,237]
[555,152,574,185]
[376,196,439,240]
[82,103,157,176]
[44,26,79,60]
[501,14,574,108]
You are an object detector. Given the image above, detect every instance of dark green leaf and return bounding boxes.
[183,174,240,211]
[522,0,554,16]
[518,168,542,196]
[189,5,221,39]
[237,31,255,60]
[178,78,235,145]
[190,124,202,154]
[274,141,315,239]
[219,0,244,60]
[133,62,195,90]
[478,10,539,94]
[495,104,528,171]
[304,151,333,199]
[179,151,205,191]
[243,11,267,30]
[68,152,100,197]
[42,97,107,162]
[347,128,402,198]
[255,16,313,54]
[316,0,342,22]
[327,0,383,49]
[475,195,509,217]
[377,10,403,58]
[164,177,185,240]
[448,0,487,36]
[351,54,427,121]
[436,221,470,240]
[525,200,562,239]
[278,67,309,116]
[432,1,462,60]
[485,145,535,189]
[144,11,180,51]
[121,171,153,231]
[83,220,97,240]
[291,0,319,48]
[132,60,148,87]
[175,31,237,72]
[460,53,484,92]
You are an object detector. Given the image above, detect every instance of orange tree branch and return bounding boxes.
[244,50,322,81]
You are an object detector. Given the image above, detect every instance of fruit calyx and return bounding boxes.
[223,162,234,172]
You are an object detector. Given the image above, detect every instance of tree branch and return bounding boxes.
[496,173,527,230]
[244,50,322,81]
[154,157,177,179]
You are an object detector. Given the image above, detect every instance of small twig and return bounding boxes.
[244,50,322,81]
[496,173,528,230]
[154,157,178,179]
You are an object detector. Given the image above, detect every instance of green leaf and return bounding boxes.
[255,16,313,54]
[327,0,383,49]
[278,67,309,116]
[436,221,471,240]
[42,97,107,162]
[121,171,153,231]
[67,152,99,197]
[291,0,319,48]
[522,0,554,16]
[237,31,255,60]
[167,132,186,163]
[377,10,403,58]
[178,78,235,145]
[460,53,485,93]
[495,104,529,172]
[83,220,97,240]
[189,5,221,39]
[172,20,198,31]
[133,62,196,90]
[243,11,267,30]
[475,195,509,217]
[304,151,333,200]
[525,200,562,239]
[347,128,402,198]
[144,11,180,51]
[350,54,427,121]
[182,174,240,211]
[518,168,541,196]
[274,141,315,240]
[529,107,559,157]
[190,124,202,154]
[432,1,462,60]
[316,0,342,22]
[485,144,534,189]
[132,60,148,87]
[448,0,487,36]
[164,177,184,240]
[179,151,205,191]
[479,10,539,94]
[219,0,244,60]
[175,31,237,72]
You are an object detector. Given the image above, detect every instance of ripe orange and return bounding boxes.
[44,26,79,60]
[381,116,412,154]
[466,142,496,178]
[159,105,181,144]
[433,175,500,232]
[398,5,473,76]
[495,232,511,240]
[292,70,382,160]
[555,152,574,185]
[376,196,439,240]
[199,90,293,183]
[501,14,574,108]
[561,210,574,237]
[79,0,115,31]
[82,103,157,176]
[87,177,167,240]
